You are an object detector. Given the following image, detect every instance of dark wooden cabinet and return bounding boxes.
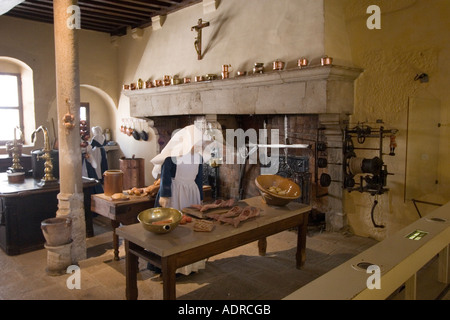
[0,173,98,256]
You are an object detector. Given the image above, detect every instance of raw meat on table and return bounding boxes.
[208,205,261,228]
[190,199,236,212]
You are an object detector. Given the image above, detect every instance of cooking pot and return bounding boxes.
[253,63,264,74]
[298,57,308,68]
[205,74,218,81]
[171,77,182,85]
[163,75,171,86]
[321,56,333,66]
[273,60,285,71]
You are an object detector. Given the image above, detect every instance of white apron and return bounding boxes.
[167,153,206,275]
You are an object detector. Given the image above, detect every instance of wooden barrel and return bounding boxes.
[120,157,145,190]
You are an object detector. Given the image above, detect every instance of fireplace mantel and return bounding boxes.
[124,65,363,118]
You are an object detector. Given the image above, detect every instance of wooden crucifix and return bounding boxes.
[191,18,210,60]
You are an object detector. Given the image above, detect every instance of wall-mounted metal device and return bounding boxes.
[343,121,398,229]
[343,122,398,196]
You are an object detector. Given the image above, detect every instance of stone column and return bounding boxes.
[53,0,86,262]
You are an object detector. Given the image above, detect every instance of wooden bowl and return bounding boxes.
[138,207,183,234]
[255,174,301,206]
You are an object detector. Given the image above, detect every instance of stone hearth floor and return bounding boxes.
[0,216,448,301]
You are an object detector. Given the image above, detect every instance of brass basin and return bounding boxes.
[138,207,183,234]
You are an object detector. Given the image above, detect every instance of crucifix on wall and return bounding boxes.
[191,18,210,60]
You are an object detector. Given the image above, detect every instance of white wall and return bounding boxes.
[0,15,118,151]
[116,0,327,185]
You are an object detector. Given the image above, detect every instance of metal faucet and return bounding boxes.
[32,126,57,184]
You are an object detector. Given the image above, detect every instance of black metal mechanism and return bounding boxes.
[314,127,343,197]
[343,121,398,229]
[343,122,398,196]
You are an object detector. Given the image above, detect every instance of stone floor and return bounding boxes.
[0,216,448,301]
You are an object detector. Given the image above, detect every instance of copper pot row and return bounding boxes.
[122,56,333,91]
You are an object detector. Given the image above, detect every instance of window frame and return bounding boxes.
[80,102,90,132]
[0,72,24,145]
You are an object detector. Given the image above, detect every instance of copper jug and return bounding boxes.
[222,64,232,72]
[103,170,124,196]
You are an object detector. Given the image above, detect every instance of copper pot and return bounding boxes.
[298,57,308,68]
[273,60,285,71]
[321,56,333,66]
[184,77,191,84]
[130,83,136,90]
[123,84,130,90]
[137,78,144,89]
[171,77,182,85]
[253,63,264,74]
[163,75,171,86]
[154,79,163,87]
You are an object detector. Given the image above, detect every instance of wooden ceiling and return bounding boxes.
[4,0,201,36]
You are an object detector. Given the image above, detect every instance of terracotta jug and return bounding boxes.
[103,170,124,196]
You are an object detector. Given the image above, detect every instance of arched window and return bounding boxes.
[0,57,35,146]
[0,72,24,144]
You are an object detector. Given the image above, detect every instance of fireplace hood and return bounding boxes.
[124,65,363,118]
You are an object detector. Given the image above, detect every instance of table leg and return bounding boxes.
[258,238,267,256]
[162,257,177,300]
[125,240,138,300]
[111,220,120,261]
[296,213,309,269]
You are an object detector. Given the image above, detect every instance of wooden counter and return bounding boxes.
[117,196,311,300]
[91,193,155,260]
[0,173,99,255]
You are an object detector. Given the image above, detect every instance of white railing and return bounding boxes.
[284,201,450,300]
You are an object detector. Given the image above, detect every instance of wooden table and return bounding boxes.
[90,193,155,260]
[116,196,311,300]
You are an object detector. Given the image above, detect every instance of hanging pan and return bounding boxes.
[140,121,149,141]
[132,120,141,140]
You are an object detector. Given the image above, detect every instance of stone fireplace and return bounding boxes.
[124,65,363,231]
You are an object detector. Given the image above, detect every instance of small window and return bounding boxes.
[0,73,23,145]
[80,102,90,141]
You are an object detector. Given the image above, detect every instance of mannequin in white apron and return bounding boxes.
[156,152,206,275]
[150,124,213,276]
